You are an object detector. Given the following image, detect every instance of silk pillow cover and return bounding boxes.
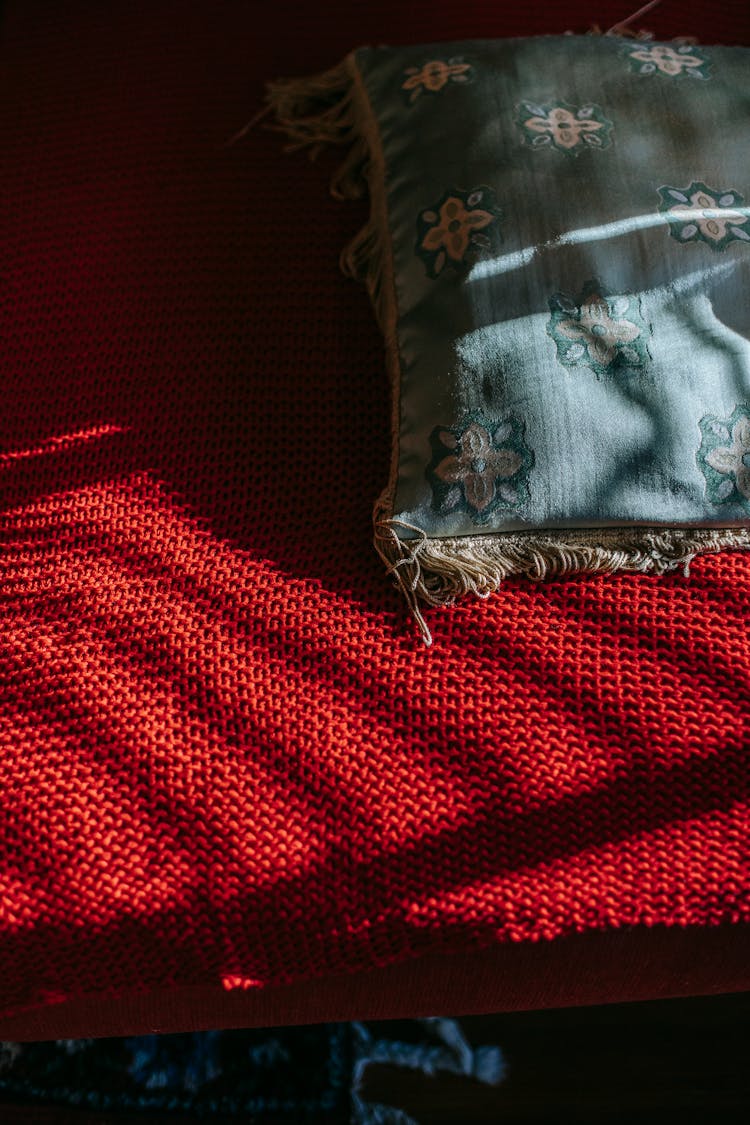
[269,35,750,642]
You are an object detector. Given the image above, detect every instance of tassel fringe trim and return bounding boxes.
[375,520,750,645]
[266,58,390,334]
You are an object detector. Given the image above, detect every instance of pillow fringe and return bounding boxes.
[375,520,750,643]
[265,61,356,156]
[266,57,390,334]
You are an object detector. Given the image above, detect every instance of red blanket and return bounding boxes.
[2,0,749,1034]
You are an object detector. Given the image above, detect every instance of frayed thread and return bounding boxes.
[593,0,662,36]
[265,60,357,156]
[266,57,391,333]
[374,519,434,646]
[375,520,750,641]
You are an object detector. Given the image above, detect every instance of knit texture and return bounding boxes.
[1,0,749,1022]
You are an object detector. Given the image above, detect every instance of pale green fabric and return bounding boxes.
[355,36,750,539]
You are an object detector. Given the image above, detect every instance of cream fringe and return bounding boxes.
[374,522,750,645]
[266,59,390,334]
[267,55,750,646]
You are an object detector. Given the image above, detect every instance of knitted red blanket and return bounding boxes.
[2,0,749,1031]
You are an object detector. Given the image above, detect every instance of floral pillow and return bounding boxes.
[269,35,750,642]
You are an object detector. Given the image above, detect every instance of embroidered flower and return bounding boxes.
[697,406,750,509]
[658,182,750,251]
[416,187,502,278]
[627,43,711,78]
[401,57,474,102]
[547,281,651,377]
[427,417,534,521]
[517,101,612,155]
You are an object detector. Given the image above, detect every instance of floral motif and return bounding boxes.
[416,187,502,278]
[627,42,711,78]
[697,406,750,510]
[658,182,750,252]
[401,57,474,102]
[516,101,612,155]
[547,281,651,377]
[427,417,534,521]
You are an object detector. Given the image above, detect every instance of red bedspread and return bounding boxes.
[1,0,749,1033]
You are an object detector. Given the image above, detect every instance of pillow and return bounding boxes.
[269,35,750,642]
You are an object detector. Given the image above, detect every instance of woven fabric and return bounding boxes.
[356,37,750,536]
[1,0,750,1026]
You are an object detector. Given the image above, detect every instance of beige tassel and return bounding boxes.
[266,57,392,335]
[374,520,750,642]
